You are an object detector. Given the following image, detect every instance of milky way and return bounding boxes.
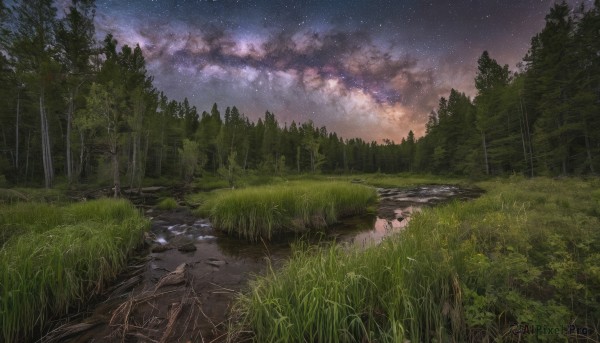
[91,0,589,142]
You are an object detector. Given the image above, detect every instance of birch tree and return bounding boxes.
[11,0,59,188]
[78,82,125,197]
[56,0,96,184]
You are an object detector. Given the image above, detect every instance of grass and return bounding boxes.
[193,172,462,192]
[0,198,149,342]
[230,177,600,342]
[312,172,464,188]
[156,197,178,210]
[0,187,67,204]
[198,181,377,241]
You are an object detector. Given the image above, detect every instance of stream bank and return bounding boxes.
[42,184,482,342]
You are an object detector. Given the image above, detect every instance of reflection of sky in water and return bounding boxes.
[150,185,482,255]
[342,186,481,247]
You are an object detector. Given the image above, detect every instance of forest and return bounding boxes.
[1,1,600,342]
[0,1,598,191]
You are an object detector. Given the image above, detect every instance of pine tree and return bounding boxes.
[56,0,96,184]
[10,0,59,188]
[474,51,511,175]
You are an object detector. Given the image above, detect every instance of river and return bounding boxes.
[41,184,482,342]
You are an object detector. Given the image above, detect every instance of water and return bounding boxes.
[149,185,483,250]
[47,184,482,342]
[334,185,484,246]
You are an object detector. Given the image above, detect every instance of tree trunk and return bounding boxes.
[25,130,31,182]
[518,117,528,175]
[77,130,85,180]
[40,91,54,188]
[157,123,165,177]
[518,101,529,177]
[2,128,13,165]
[15,91,20,171]
[481,132,489,175]
[66,90,74,184]
[583,124,595,174]
[141,131,149,189]
[521,98,534,177]
[111,142,120,197]
[130,133,137,189]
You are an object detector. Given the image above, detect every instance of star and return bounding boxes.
[94,0,587,142]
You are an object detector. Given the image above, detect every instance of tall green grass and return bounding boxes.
[199,181,377,241]
[156,197,178,210]
[340,172,464,188]
[231,177,600,342]
[0,198,149,342]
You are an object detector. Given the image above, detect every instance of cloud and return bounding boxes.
[95,14,457,142]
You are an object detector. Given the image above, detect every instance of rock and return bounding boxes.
[206,258,227,267]
[155,263,187,290]
[177,242,197,252]
[151,244,172,253]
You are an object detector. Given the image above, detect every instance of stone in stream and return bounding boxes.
[169,235,197,252]
[206,258,227,267]
[177,242,197,252]
[151,244,173,253]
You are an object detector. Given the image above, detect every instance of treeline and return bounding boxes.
[0,1,598,191]
[0,0,416,190]
[419,1,600,176]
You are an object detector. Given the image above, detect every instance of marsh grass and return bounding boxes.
[199,181,377,241]
[0,198,149,342]
[156,197,178,210]
[231,177,600,342]
[0,187,66,204]
[349,173,464,188]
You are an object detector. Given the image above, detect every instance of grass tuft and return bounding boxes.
[156,197,178,210]
[198,181,377,241]
[0,198,149,342]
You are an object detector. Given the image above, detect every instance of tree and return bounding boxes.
[56,0,96,184]
[569,1,600,173]
[260,111,280,172]
[300,121,326,173]
[10,0,59,188]
[218,151,242,188]
[78,82,125,197]
[178,138,205,183]
[525,2,577,175]
[474,51,511,175]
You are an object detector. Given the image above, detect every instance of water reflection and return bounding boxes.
[333,185,483,246]
[149,185,483,254]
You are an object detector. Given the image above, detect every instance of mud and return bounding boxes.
[42,184,482,342]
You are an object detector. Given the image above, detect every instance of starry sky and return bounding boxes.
[88,0,588,142]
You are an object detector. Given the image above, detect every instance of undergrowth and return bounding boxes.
[230,177,600,342]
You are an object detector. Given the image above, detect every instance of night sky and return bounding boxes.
[86,0,588,142]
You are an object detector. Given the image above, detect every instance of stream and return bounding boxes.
[42,184,483,343]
